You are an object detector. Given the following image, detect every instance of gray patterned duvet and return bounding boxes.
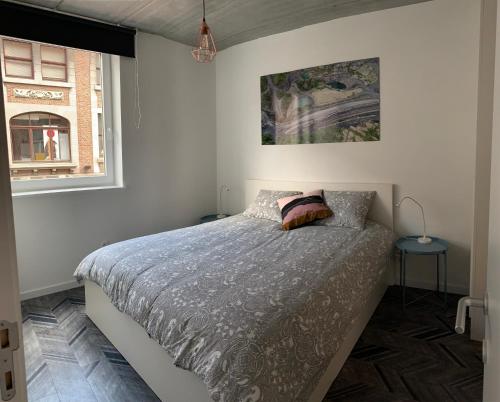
[75,215,394,402]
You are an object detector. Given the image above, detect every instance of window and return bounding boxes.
[95,53,102,87]
[1,36,123,194]
[10,113,70,162]
[3,39,33,78]
[97,112,104,158]
[40,45,67,81]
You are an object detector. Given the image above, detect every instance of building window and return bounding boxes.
[3,39,33,78]
[1,35,122,194]
[40,45,67,81]
[97,112,104,158]
[95,53,102,87]
[10,112,70,162]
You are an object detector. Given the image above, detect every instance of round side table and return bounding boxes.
[395,236,448,309]
[200,214,230,224]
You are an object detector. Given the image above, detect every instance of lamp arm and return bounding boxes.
[218,185,230,214]
[419,202,427,239]
[219,185,224,213]
[397,196,428,239]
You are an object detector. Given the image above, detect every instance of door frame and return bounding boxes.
[0,69,27,401]
[470,0,498,342]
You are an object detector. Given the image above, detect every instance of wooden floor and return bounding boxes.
[22,286,483,402]
[325,287,483,402]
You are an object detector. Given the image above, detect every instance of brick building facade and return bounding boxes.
[0,37,104,179]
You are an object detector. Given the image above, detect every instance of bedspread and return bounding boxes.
[75,215,394,402]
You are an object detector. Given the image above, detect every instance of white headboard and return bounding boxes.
[245,179,394,230]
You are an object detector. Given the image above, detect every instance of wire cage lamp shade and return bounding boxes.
[192,0,216,63]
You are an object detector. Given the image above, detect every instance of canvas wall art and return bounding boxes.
[260,57,380,145]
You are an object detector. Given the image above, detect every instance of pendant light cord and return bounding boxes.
[203,0,206,20]
[135,30,142,129]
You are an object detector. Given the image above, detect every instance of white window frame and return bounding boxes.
[10,54,123,196]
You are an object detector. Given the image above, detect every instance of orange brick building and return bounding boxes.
[0,37,104,179]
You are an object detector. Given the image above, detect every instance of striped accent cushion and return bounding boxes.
[277,190,333,230]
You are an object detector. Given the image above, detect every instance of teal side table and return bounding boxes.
[200,214,230,224]
[395,236,448,309]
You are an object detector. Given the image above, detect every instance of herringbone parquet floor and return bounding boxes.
[326,287,483,402]
[22,286,482,402]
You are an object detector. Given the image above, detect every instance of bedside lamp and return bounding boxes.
[395,196,432,244]
[217,185,230,219]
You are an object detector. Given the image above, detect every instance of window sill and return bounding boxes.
[2,76,75,88]
[12,184,125,198]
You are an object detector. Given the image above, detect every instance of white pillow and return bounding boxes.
[316,191,375,229]
[243,189,302,222]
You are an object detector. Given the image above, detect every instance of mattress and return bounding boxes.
[75,215,394,402]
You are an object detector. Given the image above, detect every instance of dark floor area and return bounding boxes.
[22,286,482,402]
[326,287,483,402]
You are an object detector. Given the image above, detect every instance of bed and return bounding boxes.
[76,180,394,402]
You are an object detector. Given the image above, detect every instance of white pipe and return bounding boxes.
[455,296,485,334]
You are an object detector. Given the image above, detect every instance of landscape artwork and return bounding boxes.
[261,57,380,145]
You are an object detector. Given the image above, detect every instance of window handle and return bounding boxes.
[455,296,487,334]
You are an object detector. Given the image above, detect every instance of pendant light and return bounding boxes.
[191,0,216,63]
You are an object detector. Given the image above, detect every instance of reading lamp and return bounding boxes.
[395,196,432,244]
[217,185,230,219]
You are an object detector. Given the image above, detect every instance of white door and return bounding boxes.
[484,1,500,399]
[0,76,27,401]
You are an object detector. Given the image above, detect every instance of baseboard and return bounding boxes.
[20,277,467,301]
[20,279,81,301]
[392,276,468,296]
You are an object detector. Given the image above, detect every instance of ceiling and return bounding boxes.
[12,0,430,50]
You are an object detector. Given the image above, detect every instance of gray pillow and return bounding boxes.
[316,191,375,229]
[243,189,302,222]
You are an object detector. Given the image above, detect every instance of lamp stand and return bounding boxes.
[396,196,433,245]
[417,236,432,244]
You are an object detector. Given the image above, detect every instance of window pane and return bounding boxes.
[11,114,30,126]
[1,36,116,190]
[42,64,66,80]
[29,113,50,126]
[4,40,31,59]
[58,131,70,161]
[98,113,104,157]
[11,129,31,161]
[33,129,47,160]
[49,115,66,127]
[95,53,102,86]
[44,131,57,160]
[41,46,65,63]
[5,60,32,77]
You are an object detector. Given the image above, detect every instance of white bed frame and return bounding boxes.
[85,180,394,402]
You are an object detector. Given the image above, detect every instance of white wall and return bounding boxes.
[14,32,217,298]
[13,1,482,297]
[216,0,481,293]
